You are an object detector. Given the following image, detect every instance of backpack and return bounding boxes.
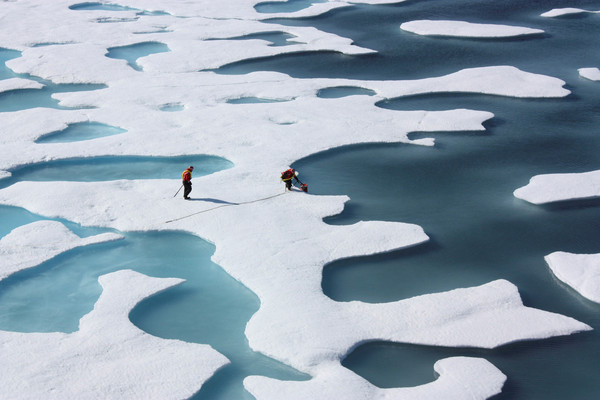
[281,169,294,180]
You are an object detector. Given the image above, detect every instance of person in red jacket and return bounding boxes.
[281,168,307,192]
[182,166,194,199]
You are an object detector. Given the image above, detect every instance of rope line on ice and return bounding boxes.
[164,192,288,224]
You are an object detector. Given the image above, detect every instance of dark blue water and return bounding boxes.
[280,1,600,398]
[220,0,600,81]
[227,97,292,104]
[209,32,298,47]
[317,86,376,98]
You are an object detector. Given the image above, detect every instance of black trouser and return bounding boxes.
[285,179,293,190]
[183,181,192,198]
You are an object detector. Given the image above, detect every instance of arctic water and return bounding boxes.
[288,1,600,399]
[2,0,600,399]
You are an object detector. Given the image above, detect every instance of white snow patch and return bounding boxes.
[514,169,600,204]
[0,77,44,94]
[546,252,600,304]
[370,66,569,99]
[579,67,600,81]
[0,220,122,280]
[541,8,600,18]
[401,20,544,38]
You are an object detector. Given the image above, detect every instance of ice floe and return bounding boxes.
[0,221,228,397]
[545,252,600,304]
[246,356,506,400]
[579,67,600,81]
[0,268,229,399]
[0,77,44,94]
[0,181,591,375]
[0,220,122,280]
[0,0,593,398]
[401,20,544,38]
[514,169,600,204]
[0,65,568,176]
[541,8,600,18]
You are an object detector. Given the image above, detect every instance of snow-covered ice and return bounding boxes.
[246,356,507,400]
[579,67,600,81]
[0,1,594,399]
[0,221,229,397]
[545,252,600,304]
[0,77,44,94]
[514,169,600,204]
[541,8,600,18]
[401,20,544,38]
[0,268,229,399]
[0,220,122,280]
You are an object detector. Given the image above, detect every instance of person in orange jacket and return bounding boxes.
[182,166,194,199]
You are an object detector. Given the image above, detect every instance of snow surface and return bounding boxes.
[0,220,122,280]
[0,1,592,399]
[246,356,506,400]
[541,8,600,18]
[400,20,544,38]
[0,268,229,399]
[513,169,600,204]
[0,77,44,94]
[545,252,600,304]
[579,67,600,81]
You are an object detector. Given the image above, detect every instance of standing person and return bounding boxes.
[182,166,194,200]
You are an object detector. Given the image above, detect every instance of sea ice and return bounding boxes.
[579,67,600,81]
[545,252,600,304]
[513,169,600,204]
[246,356,506,400]
[541,8,600,18]
[0,181,591,374]
[515,169,600,304]
[0,1,593,398]
[0,220,122,280]
[0,269,229,399]
[0,77,44,94]
[401,20,544,38]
